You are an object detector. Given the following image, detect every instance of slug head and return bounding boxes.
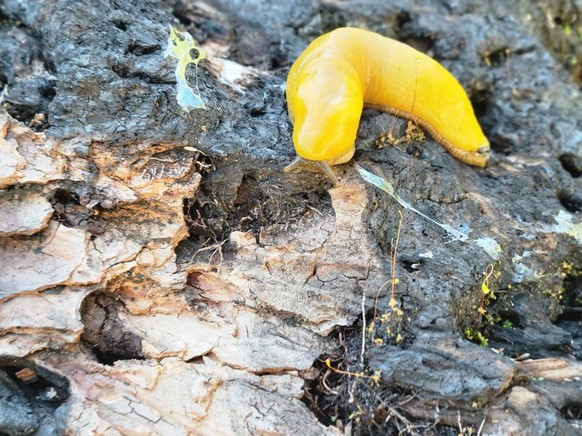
[287,56,363,166]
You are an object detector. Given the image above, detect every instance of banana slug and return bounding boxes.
[285,27,490,182]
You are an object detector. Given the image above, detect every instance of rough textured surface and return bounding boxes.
[484,358,582,435]
[40,356,337,435]
[0,0,581,434]
[0,111,64,188]
[0,369,38,435]
[0,189,53,236]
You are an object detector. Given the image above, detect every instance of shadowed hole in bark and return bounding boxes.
[0,357,70,435]
[51,188,79,206]
[80,292,145,365]
[470,89,497,143]
[482,47,510,67]
[302,352,456,434]
[168,4,193,27]
[109,59,176,84]
[168,1,229,43]
[392,10,435,55]
[127,40,160,56]
[50,188,104,232]
[471,91,489,121]
[558,153,582,178]
[301,323,356,429]
[112,19,128,31]
[5,77,56,125]
[553,262,582,359]
[302,318,391,430]
[183,196,230,244]
[250,106,266,117]
[269,46,286,70]
[184,272,226,315]
[557,264,582,315]
[41,81,56,100]
[231,25,287,70]
[488,131,515,155]
[179,172,332,265]
[183,165,331,240]
[562,402,582,420]
[400,253,425,273]
[301,310,421,434]
[186,356,206,364]
[56,190,105,235]
[495,310,525,329]
[401,34,434,55]
[180,172,240,265]
[317,5,348,34]
[110,62,131,78]
[395,11,412,31]
[301,354,347,427]
[231,174,270,235]
[232,173,334,239]
[556,189,582,213]
[50,189,81,227]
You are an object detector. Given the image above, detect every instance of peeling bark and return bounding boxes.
[0,190,53,236]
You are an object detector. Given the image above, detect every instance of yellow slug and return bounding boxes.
[285,27,490,181]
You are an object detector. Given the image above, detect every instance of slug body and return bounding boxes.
[286,27,490,171]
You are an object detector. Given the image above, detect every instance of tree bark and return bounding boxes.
[0,0,581,434]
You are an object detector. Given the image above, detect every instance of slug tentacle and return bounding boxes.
[283,155,305,173]
[285,27,490,170]
[314,161,340,186]
[284,156,340,186]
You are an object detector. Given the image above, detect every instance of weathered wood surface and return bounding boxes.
[0,0,581,434]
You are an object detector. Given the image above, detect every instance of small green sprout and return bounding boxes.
[501,320,514,329]
[464,327,489,347]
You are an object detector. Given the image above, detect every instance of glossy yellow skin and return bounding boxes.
[286,27,490,167]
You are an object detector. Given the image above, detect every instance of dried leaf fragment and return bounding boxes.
[164,26,206,112]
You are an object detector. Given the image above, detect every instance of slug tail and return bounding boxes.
[365,103,489,167]
[439,141,489,167]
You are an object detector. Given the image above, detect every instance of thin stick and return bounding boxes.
[372,280,391,326]
[361,284,367,367]
[390,210,403,308]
